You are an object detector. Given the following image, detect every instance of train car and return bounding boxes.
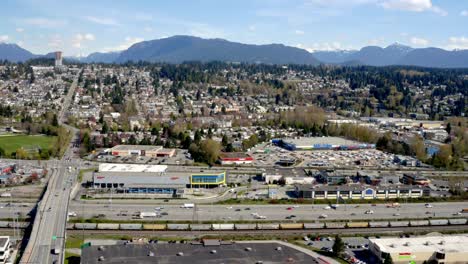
[448,218,467,225]
[304,223,325,229]
[279,223,304,230]
[346,222,369,228]
[75,223,97,230]
[429,219,449,226]
[369,221,389,228]
[190,224,212,231]
[0,221,10,228]
[235,224,257,230]
[325,222,346,229]
[97,223,120,230]
[167,224,190,230]
[66,223,75,230]
[142,224,166,230]
[389,221,409,227]
[257,223,280,230]
[212,224,235,230]
[120,224,143,230]
[410,220,430,227]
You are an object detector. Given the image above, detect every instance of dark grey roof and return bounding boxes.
[295,184,428,192]
[81,242,318,264]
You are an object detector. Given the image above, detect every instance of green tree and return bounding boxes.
[101,122,109,134]
[383,254,394,264]
[200,139,221,165]
[332,235,344,257]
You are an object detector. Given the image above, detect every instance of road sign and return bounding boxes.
[52,236,57,240]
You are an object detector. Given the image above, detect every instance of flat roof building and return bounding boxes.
[272,137,375,151]
[369,235,468,263]
[219,152,254,165]
[81,241,320,264]
[0,236,10,264]
[98,163,168,174]
[109,145,175,157]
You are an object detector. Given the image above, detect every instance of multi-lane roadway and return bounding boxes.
[68,202,467,222]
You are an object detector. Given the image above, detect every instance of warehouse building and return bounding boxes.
[108,145,176,157]
[219,152,254,165]
[92,163,226,196]
[369,235,468,263]
[272,137,375,151]
[295,184,430,200]
[81,241,319,264]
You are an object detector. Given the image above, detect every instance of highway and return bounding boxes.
[20,74,80,264]
[68,202,468,222]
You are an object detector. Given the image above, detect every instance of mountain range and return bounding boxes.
[1,36,468,68]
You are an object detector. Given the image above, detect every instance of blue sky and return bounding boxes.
[0,0,467,56]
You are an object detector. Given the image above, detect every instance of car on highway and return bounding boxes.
[323,206,331,210]
[286,207,292,210]
[364,210,374,214]
[244,208,251,210]
[425,203,433,208]
[319,214,328,219]
[154,207,163,211]
[235,208,241,211]
[453,212,462,216]
[393,213,401,216]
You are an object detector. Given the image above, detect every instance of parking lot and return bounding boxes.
[249,142,421,169]
[300,236,378,264]
[94,149,193,165]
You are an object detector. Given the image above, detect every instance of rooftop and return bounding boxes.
[81,242,319,264]
[98,163,168,173]
[110,145,163,151]
[0,236,9,248]
[370,235,468,254]
[281,137,367,146]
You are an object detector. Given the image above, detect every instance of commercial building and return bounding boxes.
[81,241,319,264]
[403,173,431,186]
[219,152,254,165]
[272,137,375,151]
[108,145,176,157]
[92,163,226,196]
[295,184,430,200]
[0,236,10,264]
[54,51,62,67]
[369,235,468,263]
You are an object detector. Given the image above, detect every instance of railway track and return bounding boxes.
[67,225,468,237]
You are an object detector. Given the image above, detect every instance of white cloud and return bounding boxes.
[72,33,95,49]
[446,36,468,50]
[297,42,343,52]
[144,27,153,33]
[16,28,24,33]
[0,35,9,43]
[368,37,385,45]
[410,36,429,46]
[461,10,468,16]
[295,30,305,35]
[248,25,256,32]
[189,24,225,38]
[380,0,446,15]
[48,34,63,48]
[23,17,67,28]
[102,37,144,52]
[84,16,119,26]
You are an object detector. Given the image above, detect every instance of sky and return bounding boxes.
[0,0,467,56]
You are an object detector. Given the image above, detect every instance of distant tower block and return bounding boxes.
[55,51,63,67]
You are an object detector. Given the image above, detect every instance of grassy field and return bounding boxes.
[0,134,56,156]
